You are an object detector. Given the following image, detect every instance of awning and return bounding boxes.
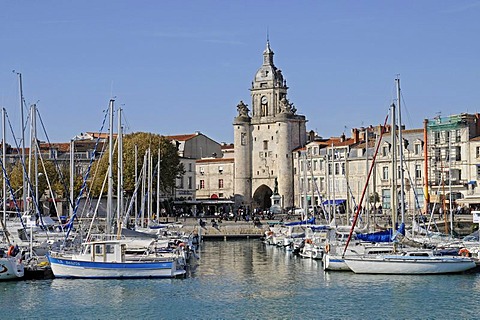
[322,199,346,205]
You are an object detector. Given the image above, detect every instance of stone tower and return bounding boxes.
[233,41,307,211]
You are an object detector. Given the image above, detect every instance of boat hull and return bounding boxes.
[344,256,476,274]
[47,255,185,279]
[0,257,25,280]
[323,254,350,271]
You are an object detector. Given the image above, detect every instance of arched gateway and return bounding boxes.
[252,185,273,211]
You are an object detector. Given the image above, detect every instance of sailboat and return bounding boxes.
[48,100,186,279]
[343,78,476,274]
[1,108,24,280]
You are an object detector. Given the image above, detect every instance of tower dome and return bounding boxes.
[253,41,285,88]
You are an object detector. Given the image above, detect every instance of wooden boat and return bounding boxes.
[47,239,186,279]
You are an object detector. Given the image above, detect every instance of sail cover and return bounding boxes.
[356,223,405,242]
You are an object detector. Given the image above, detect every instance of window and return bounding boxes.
[188,163,192,172]
[382,189,391,209]
[200,167,204,175]
[415,188,424,209]
[382,167,389,180]
[178,177,184,189]
[263,140,268,150]
[200,180,205,189]
[313,160,317,171]
[188,177,192,189]
[453,146,461,161]
[241,133,246,146]
[95,245,103,255]
[415,165,422,179]
[50,149,57,159]
[105,244,114,254]
[477,165,480,179]
[414,144,422,155]
[218,179,224,189]
[335,163,339,175]
[341,163,345,175]
[476,146,480,158]
[444,131,450,144]
[434,132,440,144]
[455,129,461,142]
[382,145,389,157]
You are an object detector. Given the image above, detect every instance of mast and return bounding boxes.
[391,103,397,231]
[134,144,138,221]
[17,73,27,214]
[448,137,453,236]
[70,139,74,218]
[148,148,153,222]
[423,119,430,214]
[106,99,114,235]
[117,107,123,237]
[365,129,369,224]
[396,77,406,224]
[301,151,308,220]
[140,152,147,227]
[156,147,160,220]
[331,143,336,224]
[2,108,6,228]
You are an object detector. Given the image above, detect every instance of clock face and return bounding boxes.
[261,96,267,104]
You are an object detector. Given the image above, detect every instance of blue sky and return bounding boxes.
[1,1,480,144]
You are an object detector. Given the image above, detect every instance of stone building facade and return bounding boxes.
[233,41,307,211]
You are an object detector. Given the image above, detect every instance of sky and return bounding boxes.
[1,1,480,145]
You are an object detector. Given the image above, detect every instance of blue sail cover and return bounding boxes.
[284,217,315,226]
[356,223,405,242]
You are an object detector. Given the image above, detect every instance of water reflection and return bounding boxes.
[3,240,480,319]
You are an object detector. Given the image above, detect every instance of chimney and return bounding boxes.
[352,128,359,143]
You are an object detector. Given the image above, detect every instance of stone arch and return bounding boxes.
[252,185,273,210]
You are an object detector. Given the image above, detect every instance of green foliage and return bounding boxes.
[89,132,183,197]
[4,158,66,199]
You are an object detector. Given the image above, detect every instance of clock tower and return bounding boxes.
[234,41,307,211]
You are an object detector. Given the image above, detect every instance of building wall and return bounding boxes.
[196,158,235,200]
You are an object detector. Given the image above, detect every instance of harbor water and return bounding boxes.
[2,240,480,319]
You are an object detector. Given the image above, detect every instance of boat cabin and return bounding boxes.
[75,241,126,263]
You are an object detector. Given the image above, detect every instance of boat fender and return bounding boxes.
[7,245,15,257]
[458,248,471,257]
[325,244,330,254]
[178,242,185,248]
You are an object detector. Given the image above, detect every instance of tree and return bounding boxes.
[89,132,183,198]
[5,158,66,206]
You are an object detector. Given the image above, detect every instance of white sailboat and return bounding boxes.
[1,108,24,280]
[343,78,476,275]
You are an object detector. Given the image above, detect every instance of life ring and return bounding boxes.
[458,248,471,257]
[7,245,15,257]
[178,242,186,248]
[325,244,330,254]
